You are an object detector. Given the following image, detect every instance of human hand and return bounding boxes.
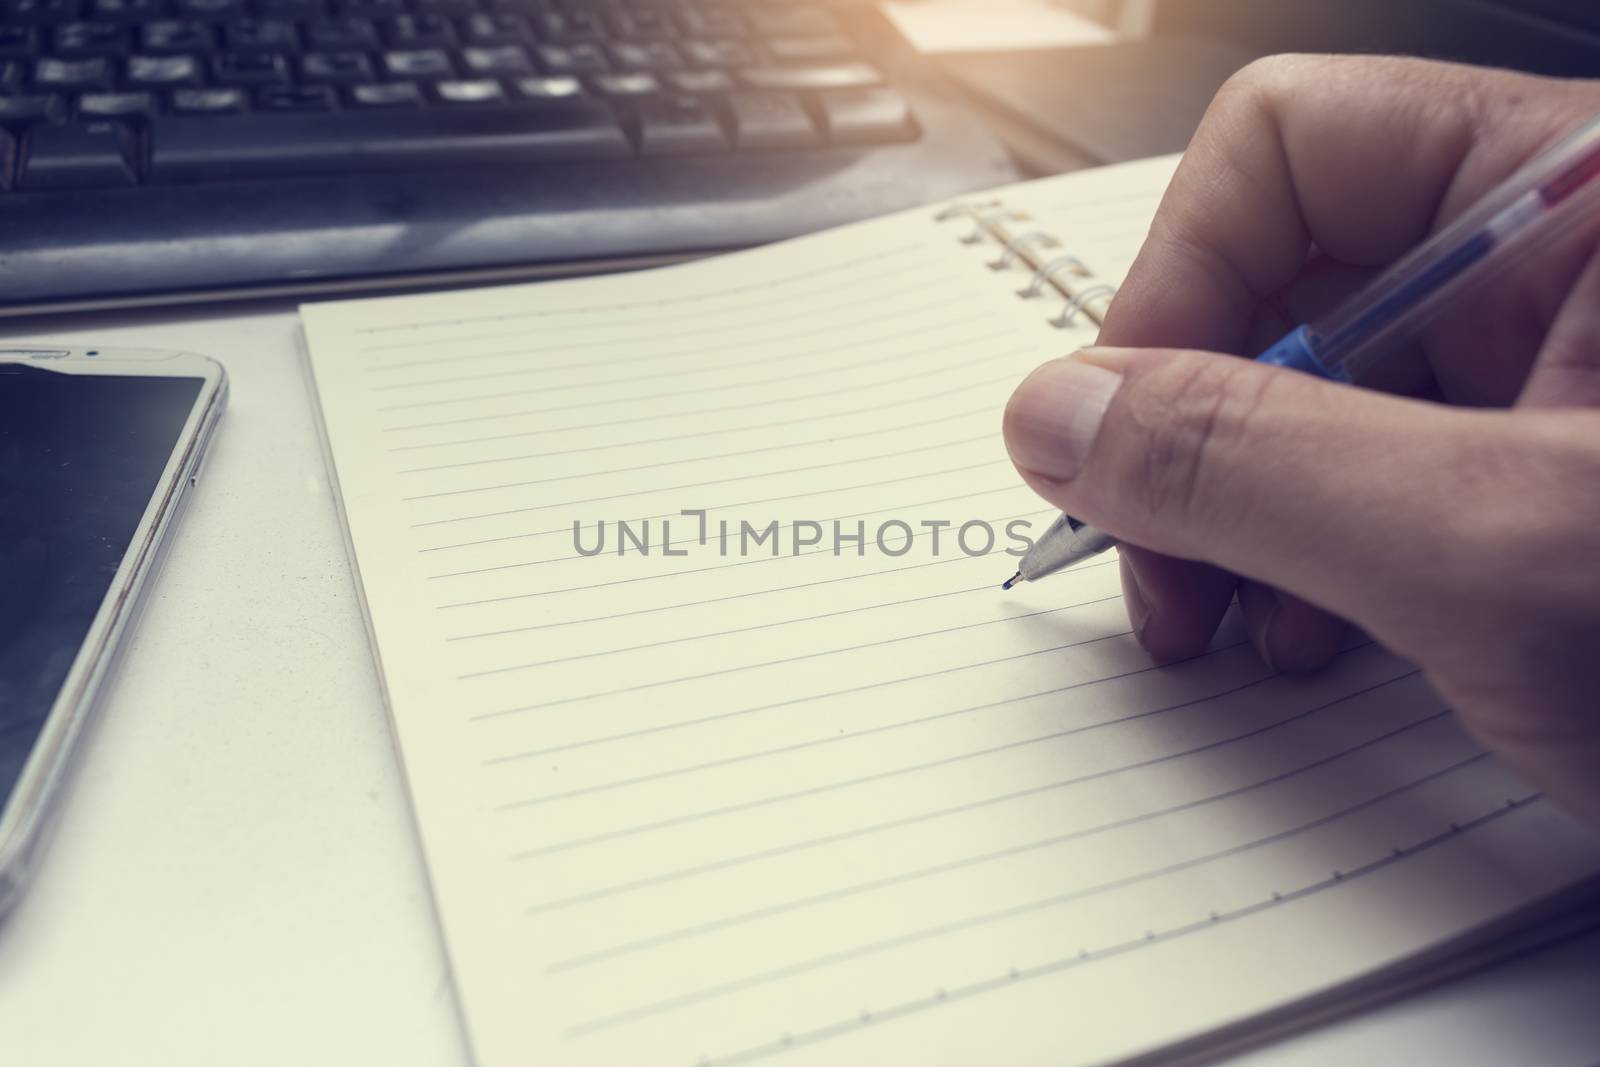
[1002,56,1600,826]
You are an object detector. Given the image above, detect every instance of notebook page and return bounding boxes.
[301,155,1600,1067]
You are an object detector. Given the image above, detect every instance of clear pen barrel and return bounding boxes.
[1312,114,1600,382]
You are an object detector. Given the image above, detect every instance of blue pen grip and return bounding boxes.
[1254,325,1351,382]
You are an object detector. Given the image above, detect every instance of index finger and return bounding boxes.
[1098,54,1580,355]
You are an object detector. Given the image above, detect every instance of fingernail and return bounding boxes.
[1004,354,1124,482]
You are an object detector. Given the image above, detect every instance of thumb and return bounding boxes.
[1002,346,1509,628]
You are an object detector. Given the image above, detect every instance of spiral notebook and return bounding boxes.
[300,155,1600,1067]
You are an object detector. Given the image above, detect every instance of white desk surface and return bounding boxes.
[1,295,1597,1067]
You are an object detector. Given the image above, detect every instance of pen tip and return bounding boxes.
[1001,571,1023,591]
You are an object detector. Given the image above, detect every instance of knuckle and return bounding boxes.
[1209,54,1325,116]
[1123,357,1276,534]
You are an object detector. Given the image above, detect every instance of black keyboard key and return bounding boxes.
[148,102,630,181]
[174,0,244,18]
[336,0,403,19]
[213,50,288,84]
[141,20,213,52]
[381,48,452,78]
[126,52,202,86]
[2,0,81,25]
[225,19,300,52]
[608,10,671,38]
[764,35,853,62]
[300,49,370,82]
[79,89,158,118]
[461,12,527,43]
[255,0,321,17]
[610,41,679,70]
[634,94,725,155]
[384,14,454,47]
[590,71,657,97]
[461,44,531,75]
[431,77,503,104]
[724,89,817,148]
[19,120,137,187]
[0,95,68,132]
[0,130,14,191]
[664,68,731,93]
[257,84,334,110]
[306,18,377,49]
[0,27,37,60]
[680,38,753,67]
[0,61,20,90]
[412,0,474,14]
[88,0,163,19]
[535,11,602,41]
[535,43,606,74]
[169,85,246,111]
[737,61,881,91]
[510,74,581,100]
[677,6,742,37]
[815,86,915,144]
[346,79,420,106]
[52,20,128,56]
[34,56,115,90]
[0,94,67,126]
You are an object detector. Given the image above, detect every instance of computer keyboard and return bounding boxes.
[0,0,1019,311]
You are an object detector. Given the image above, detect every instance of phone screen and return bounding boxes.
[0,364,204,810]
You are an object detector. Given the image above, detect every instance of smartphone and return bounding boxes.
[0,346,226,915]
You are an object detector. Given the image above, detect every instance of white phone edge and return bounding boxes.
[0,346,229,918]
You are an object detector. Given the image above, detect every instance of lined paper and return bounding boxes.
[302,156,1600,1067]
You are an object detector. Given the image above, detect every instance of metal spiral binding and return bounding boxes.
[1049,284,1118,328]
[935,195,1116,328]
[931,200,1018,243]
[1015,253,1089,298]
[959,209,1025,245]
[987,231,1060,271]
[931,198,1001,222]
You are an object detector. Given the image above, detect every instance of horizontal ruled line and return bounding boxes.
[411,432,995,529]
[380,340,1027,434]
[563,735,1474,1037]
[369,284,966,391]
[374,313,996,412]
[499,633,1273,799]
[471,580,997,678]
[491,636,1273,787]
[450,535,1077,644]
[354,243,925,339]
[465,592,1119,686]
[403,407,993,502]
[546,706,1449,969]
[478,562,1129,763]
[509,661,1408,862]
[363,266,942,365]
[400,399,992,479]
[396,374,1016,469]
[682,778,1528,1064]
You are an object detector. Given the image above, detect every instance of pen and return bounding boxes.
[1002,111,1600,590]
